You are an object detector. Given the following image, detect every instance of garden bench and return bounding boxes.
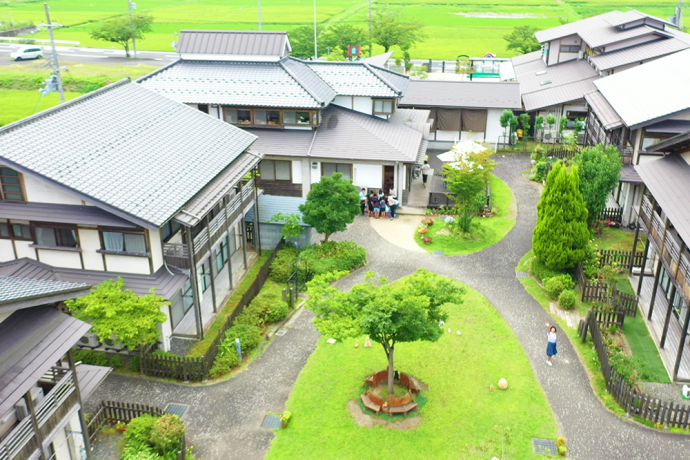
[388,402,419,417]
[399,372,421,395]
[360,393,381,415]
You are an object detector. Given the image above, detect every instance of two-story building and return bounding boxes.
[138,30,430,199]
[0,276,109,460]
[630,131,690,382]
[0,79,265,348]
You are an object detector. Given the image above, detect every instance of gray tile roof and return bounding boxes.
[635,154,690,245]
[594,49,690,128]
[584,90,623,130]
[0,276,90,307]
[177,30,290,56]
[76,364,112,402]
[0,306,92,416]
[648,130,690,154]
[139,59,334,108]
[0,79,256,230]
[0,258,188,300]
[645,120,690,134]
[0,202,137,228]
[510,50,542,66]
[522,79,598,112]
[245,195,308,225]
[399,80,522,109]
[589,37,689,70]
[619,164,642,184]
[306,61,409,97]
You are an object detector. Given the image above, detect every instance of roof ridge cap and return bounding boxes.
[362,61,402,95]
[136,58,181,83]
[279,59,326,105]
[0,78,132,135]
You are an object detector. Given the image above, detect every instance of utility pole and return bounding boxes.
[368,0,372,57]
[41,3,65,103]
[10,11,15,30]
[128,0,137,58]
[258,0,262,31]
[313,0,317,59]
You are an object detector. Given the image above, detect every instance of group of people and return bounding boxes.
[359,188,399,221]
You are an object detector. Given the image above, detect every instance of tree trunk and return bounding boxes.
[387,345,394,400]
[138,344,144,376]
[323,233,330,243]
[124,43,130,58]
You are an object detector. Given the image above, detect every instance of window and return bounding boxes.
[284,111,311,125]
[197,104,209,114]
[0,222,9,239]
[322,163,352,180]
[101,231,147,254]
[224,108,252,125]
[191,221,206,239]
[260,160,291,181]
[162,220,182,242]
[11,223,31,240]
[34,226,78,248]
[208,203,223,221]
[254,110,281,126]
[214,240,228,273]
[199,260,210,293]
[1,168,24,202]
[373,99,394,114]
[561,45,580,53]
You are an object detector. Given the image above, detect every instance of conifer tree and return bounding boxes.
[533,163,589,270]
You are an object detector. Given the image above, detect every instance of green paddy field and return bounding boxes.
[0,0,686,58]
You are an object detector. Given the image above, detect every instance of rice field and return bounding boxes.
[0,0,685,59]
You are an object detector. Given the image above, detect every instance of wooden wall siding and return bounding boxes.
[257,180,302,197]
[580,311,690,428]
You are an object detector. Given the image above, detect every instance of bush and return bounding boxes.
[122,439,159,460]
[208,352,240,379]
[266,301,290,323]
[150,414,185,455]
[530,258,565,283]
[530,145,545,162]
[270,246,300,282]
[558,289,577,310]
[544,274,574,298]
[73,349,109,367]
[531,160,548,182]
[225,325,262,353]
[124,414,158,444]
[109,354,125,368]
[300,241,366,279]
[128,355,140,373]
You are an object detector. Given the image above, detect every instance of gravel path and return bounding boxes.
[86,154,688,460]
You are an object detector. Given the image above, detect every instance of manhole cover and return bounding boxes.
[275,330,287,337]
[262,415,282,429]
[532,438,557,456]
[165,403,189,418]
[433,250,444,256]
[515,271,528,278]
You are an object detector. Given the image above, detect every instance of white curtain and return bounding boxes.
[103,232,124,251]
[124,234,147,253]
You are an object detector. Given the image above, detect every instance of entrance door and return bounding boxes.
[245,221,254,247]
[383,166,395,194]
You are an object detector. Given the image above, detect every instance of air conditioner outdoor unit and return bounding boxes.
[78,332,101,349]
[14,399,28,420]
[104,338,126,352]
[578,50,584,60]
[30,387,44,406]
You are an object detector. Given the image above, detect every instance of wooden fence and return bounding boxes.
[598,249,644,268]
[575,262,639,317]
[592,305,626,329]
[580,312,690,429]
[546,147,581,160]
[140,240,284,381]
[596,208,623,224]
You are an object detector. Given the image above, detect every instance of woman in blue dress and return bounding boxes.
[545,322,557,366]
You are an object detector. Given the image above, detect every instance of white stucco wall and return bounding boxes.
[149,229,164,272]
[291,160,303,184]
[104,254,150,274]
[14,240,35,259]
[0,240,14,262]
[353,164,383,190]
[37,249,81,269]
[332,95,353,109]
[23,174,83,205]
[353,97,373,115]
[485,108,505,144]
[435,130,460,142]
[79,228,105,271]
[461,131,485,141]
[547,39,561,65]
[310,161,322,184]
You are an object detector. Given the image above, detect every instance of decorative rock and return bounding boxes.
[364,336,371,348]
[456,330,461,335]
[448,328,451,333]
[498,378,508,390]
[355,340,359,348]
[327,338,336,344]
[490,384,494,392]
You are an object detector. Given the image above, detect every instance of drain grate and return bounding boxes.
[433,250,444,256]
[522,173,531,177]
[262,415,282,429]
[165,403,189,418]
[515,271,528,278]
[275,330,287,337]
[532,438,557,456]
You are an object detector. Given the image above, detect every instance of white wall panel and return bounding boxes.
[332,96,353,109]
[0,240,14,262]
[23,175,83,205]
[79,228,105,271]
[38,249,81,269]
[353,164,382,190]
[353,97,373,115]
[105,254,150,274]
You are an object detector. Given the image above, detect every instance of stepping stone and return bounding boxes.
[261,414,282,429]
[532,438,557,456]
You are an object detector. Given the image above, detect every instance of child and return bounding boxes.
[380,196,388,218]
[368,192,376,217]
[373,197,381,219]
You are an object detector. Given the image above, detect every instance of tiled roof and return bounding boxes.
[0,202,137,228]
[399,81,522,109]
[306,61,409,97]
[139,59,334,108]
[0,276,90,305]
[522,79,598,112]
[0,80,256,229]
[177,30,290,55]
[589,37,689,71]
[585,90,623,130]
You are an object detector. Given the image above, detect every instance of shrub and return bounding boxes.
[270,245,300,282]
[225,325,262,353]
[208,352,240,379]
[124,414,158,444]
[234,302,266,327]
[266,301,290,323]
[558,290,577,310]
[109,355,125,368]
[122,439,159,460]
[150,414,186,455]
[128,355,140,373]
[544,274,575,298]
[532,160,548,182]
[444,216,455,224]
[530,258,565,283]
[73,349,109,367]
[530,145,545,162]
[422,236,433,244]
[300,241,366,278]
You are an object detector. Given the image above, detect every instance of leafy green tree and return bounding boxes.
[324,46,347,61]
[533,163,589,270]
[442,147,496,205]
[455,56,472,75]
[268,212,304,239]
[503,25,542,55]
[499,110,513,137]
[322,23,368,58]
[372,8,425,53]
[66,278,168,373]
[289,25,322,59]
[574,144,623,225]
[299,172,359,242]
[89,15,153,58]
[306,269,463,397]
[534,115,544,134]
[519,113,531,136]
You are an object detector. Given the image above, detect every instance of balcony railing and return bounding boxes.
[0,369,78,460]
[679,252,690,303]
[163,243,190,270]
[650,211,665,251]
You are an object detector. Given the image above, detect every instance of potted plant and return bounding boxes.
[281,411,291,428]
[422,236,433,244]
[556,437,567,456]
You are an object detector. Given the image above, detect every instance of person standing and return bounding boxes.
[421,161,431,188]
[359,188,367,216]
[368,191,377,217]
[387,194,398,221]
[545,323,557,366]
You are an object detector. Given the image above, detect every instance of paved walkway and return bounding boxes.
[86,154,689,459]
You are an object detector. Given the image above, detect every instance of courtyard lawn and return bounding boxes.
[0,62,159,80]
[266,281,558,460]
[416,174,516,256]
[624,313,672,383]
[593,227,644,253]
[0,89,83,127]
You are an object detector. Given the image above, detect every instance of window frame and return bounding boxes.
[372,99,395,115]
[260,160,292,182]
[97,227,149,256]
[10,223,32,241]
[199,260,210,293]
[321,162,353,180]
[221,107,320,128]
[0,167,26,202]
[560,45,580,53]
[31,223,80,250]
[161,220,182,242]
[0,222,10,239]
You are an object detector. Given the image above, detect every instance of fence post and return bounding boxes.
[442,61,445,73]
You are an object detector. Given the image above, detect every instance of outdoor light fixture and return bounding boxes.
[312,162,318,169]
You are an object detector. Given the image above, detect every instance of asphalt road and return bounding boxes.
[0,42,178,67]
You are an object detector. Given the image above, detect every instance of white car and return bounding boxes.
[10,46,43,61]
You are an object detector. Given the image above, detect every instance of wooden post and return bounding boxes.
[241,220,248,270]
[253,168,262,256]
[673,302,690,380]
[629,220,641,273]
[68,350,93,460]
[637,237,651,296]
[204,215,217,314]
[25,388,45,460]
[660,284,677,348]
[185,226,204,339]
[648,258,662,321]
[223,195,234,291]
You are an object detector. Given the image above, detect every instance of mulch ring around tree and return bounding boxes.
[349,381,429,430]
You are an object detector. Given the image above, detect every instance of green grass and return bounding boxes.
[624,313,672,383]
[2,0,685,59]
[593,227,644,253]
[0,89,83,127]
[266,281,558,460]
[0,61,159,80]
[416,174,516,256]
